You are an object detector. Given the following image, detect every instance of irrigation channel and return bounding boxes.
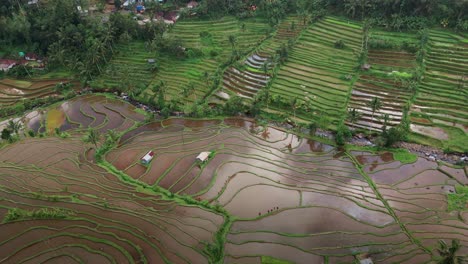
[0,95,466,263]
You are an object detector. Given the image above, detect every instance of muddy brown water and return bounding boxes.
[0,140,222,264]
[4,97,466,262]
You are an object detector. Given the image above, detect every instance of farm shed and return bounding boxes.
[141,150,155,164]
[360,258,374,264]
[25,53,39,61]
[187,1,198,8]
[196,152,211,162]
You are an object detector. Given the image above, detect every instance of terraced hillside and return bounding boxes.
[91,41,155,91]
[1,95,467,263]
[353,151,468,260]
[268,17,361,126]
[0,78,72,106]
[147,17,270,104]
[0,137,223,263]
[347,31,418,131]
[409,30,468,151]
[106,114,467,263]
[23,94,145,134]
[219,17,305,100]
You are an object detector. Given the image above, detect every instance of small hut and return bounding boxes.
[25,53,39,61]
[360,258,374,264]
[196,151,211,163]
[141,150,155,164]
[187,1,198,8]
[361,64,371,71]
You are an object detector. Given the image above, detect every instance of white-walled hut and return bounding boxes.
[196,151,211,163]
[141,150,155,164]
[360,258,374,264]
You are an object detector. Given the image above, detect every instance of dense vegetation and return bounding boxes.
[0,0,467,151]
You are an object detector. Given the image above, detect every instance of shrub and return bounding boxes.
[334,39,345,49]
[447,185,468,211]
[199,31,211,38]
[378,126,407,148]
[3,207,73,223]
[335,124,352,146]
[27,130,36,137]
[209,49,220,57]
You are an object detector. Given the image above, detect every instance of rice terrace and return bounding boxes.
[0,0,467,263]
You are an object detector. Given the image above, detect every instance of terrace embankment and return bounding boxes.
[0,78,75,106]
[268,17,362,127]
[409,30,468,152]
[109,114,467,263]
[348,29,418,132]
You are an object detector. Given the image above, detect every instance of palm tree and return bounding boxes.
[228,34,237,52]
[344,0,358,18]
[82,128,100,149]
[378,113,390,132]
[158,80,167,101]
[105,130,119,145]
[182,82,196,100]
[262,61,269,81]
[347,108,362,128]
[366,97,382,133]
[7,120,22,135]
[436,239,465,264]
[291,97,303,124]
[102,24,115,55]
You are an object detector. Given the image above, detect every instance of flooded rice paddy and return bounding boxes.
[0,95,466,263]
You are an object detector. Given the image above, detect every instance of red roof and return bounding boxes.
[148,151,154,157]
[25,52,39,60]
[187,1,198,8]
[0,59,17,65]
[164,11,178,22]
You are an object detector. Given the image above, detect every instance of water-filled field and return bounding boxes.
[0,95,466,263]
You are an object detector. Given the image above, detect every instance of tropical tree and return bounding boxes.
[1,129,12,142]
[347,108,362,128]
[436,239,465,264]
[105,130,119,145]
[378,113,391,133]
[366,97,382,133]
[361,19,371,52]
[182,82,196,100]
[82,128,101,149]
[228,34,237,52]
[291,97,303,124]
[262,61,270,80]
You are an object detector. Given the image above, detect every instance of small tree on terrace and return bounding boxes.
[366,97,382,133]
[347,108,362,128]
[378,113,391,133]
[105,129,119,145]
[228,34,237,52]
[82,128,101,149]
[262,61,269,80]
[1,129,12,142]
[436,239,465,264]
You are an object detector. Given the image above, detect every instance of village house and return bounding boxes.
[25,52,39,61]
[0,59,17,72]
[187,1,198,9]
